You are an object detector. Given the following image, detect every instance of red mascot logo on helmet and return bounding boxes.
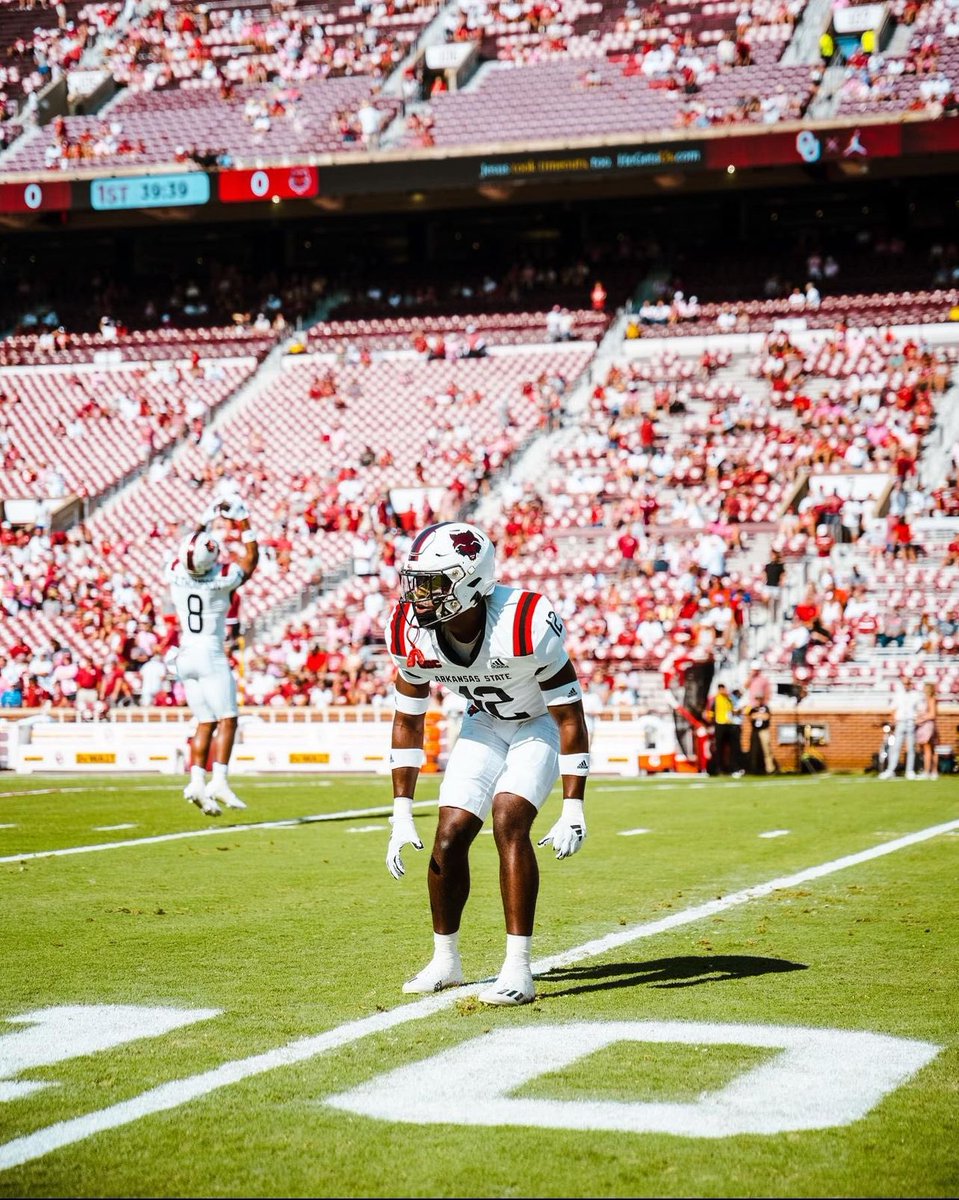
[450,530,482,559]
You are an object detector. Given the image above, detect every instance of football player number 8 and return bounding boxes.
[187,594,204,633]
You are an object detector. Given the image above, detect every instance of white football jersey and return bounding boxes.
[165,557,245,652]
[387,583,571,721]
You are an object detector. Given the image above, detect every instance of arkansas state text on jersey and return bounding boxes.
[387,584,571,720]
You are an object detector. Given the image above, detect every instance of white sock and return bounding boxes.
[433,931,460,964]
[190,765,206,788]
[211,762,228,786]
[504,934,532,971]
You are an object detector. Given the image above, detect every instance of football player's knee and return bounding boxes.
[491,799,533,843]
[433,829,464,861]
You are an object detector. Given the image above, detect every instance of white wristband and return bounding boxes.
[560,797,585,821]
[241,529,257,543]
[391,796,414,822]
[393,688,430,715]
[390,747,425,769]
[558,752,590,777]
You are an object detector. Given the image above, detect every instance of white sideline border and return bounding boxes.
[0,802,438,866]
[1,815,958,1171]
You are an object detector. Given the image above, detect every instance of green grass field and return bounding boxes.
[1,770,958,1198]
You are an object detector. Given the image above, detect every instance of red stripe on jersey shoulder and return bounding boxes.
[512,591,541,656]
[390,602,410,658]
[220,563,230,576]
[171,558,180,571]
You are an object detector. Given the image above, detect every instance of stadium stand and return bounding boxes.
[1,0,958,769]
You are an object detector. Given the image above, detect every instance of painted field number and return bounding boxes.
[0,1006,220,1102]
[327,1020,940,1137]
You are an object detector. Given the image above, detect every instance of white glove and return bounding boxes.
[386,797,423,879]
[199,502,221,526]
[222,496,249,522]
[538,798,586,860]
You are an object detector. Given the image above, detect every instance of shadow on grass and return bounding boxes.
[539,955,807,998]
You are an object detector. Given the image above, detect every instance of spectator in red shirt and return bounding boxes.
[98,659,135,708]
[891,516,917,561]
[74,657,101,710]
[617,529,639,571]
[305,643,329,675]
[793,585,820,626]
[21,677,49,708]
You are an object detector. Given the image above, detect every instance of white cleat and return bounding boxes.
[205,782,246,810]
[402,958,465,994]
[184,783,221,817]
[478,967,536,1007]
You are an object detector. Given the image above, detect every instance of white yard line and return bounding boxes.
[0,786,184,798]
[0,781,338,799]
[0,802,437,865]
[592,777,850,793]
[1,815,957,1171]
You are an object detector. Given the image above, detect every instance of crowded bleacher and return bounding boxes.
[4,0,957,172]
[1,276,957,726]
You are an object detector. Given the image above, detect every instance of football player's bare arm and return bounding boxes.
[233,514,259,580]
[386,674,431,879]
[538,659,590,861]
[550,699,590,800]
[540,661,590,785]
[391,674,430,794]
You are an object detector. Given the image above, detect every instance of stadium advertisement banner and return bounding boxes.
[710,124,903,170]
[15,744,179,773]
[10,119,959,215]
[0,179,72,213]
[320,143,707,195]
[218,165,319,203]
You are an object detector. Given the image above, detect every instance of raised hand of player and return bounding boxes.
[222,496,249,522]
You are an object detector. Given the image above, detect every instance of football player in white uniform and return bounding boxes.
[167,497,259,816]
[386,521,590,1006]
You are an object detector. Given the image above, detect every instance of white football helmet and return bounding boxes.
[180,531,220,579]
[400,522,496,627]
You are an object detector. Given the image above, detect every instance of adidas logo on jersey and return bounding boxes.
[489,658,507,669]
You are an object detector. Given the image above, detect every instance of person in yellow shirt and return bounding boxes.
[706,682,745,776]
[819,30,835,63]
